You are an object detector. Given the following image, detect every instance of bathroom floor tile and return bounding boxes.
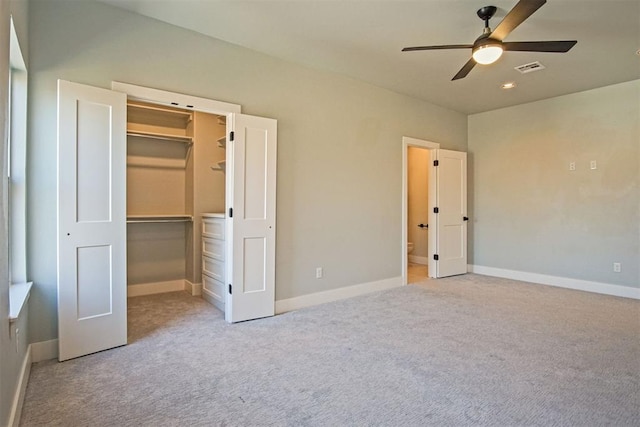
[408,263,429,284]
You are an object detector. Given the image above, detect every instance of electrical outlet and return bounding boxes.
[569,162,576,171]
[590,160,597,170]
[613,262,621,273]
[315,267,323,279]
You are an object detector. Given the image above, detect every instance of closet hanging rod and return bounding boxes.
[127,215,193,224]
[127,219,192,224]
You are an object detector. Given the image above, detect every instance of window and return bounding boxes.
[8,16,30,320]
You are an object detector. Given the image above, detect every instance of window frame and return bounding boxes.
[7,15,30,321]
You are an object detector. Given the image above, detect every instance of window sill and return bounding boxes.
[9,282,32,323]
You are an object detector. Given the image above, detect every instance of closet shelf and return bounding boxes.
[127,215,193,224]
[211,160,226,172]
[217,136,226,148]
[127,102,192,129]
[127,130,193,143]
[127,156,186,170]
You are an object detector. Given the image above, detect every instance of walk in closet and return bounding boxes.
[58,80,277,360]
[125,100,226,303]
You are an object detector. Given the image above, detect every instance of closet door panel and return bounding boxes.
[226,114,277,323]
[57,80,127,361]
[76,100,112,222]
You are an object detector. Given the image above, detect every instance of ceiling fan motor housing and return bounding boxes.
[474,35,502,50]
[477,5,498,23]
[474,5,502,64]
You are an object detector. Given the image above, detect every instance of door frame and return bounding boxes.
[113,83,278,323]
[401,136,439,285]
[111,82,241,116]
[111,82,246,309]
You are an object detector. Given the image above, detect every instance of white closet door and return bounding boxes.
[432,149,468,278]
[226,114,277,323]
[57,80,127,361]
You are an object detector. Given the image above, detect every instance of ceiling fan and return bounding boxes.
[402,0,577,80]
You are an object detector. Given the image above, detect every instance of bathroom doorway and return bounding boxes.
[407,145,430,283]
[401,137,440,284]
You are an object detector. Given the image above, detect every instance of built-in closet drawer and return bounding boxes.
[202,255,225,282]
[202,213,225,312]
[202,237,224,261]
[202,273,225,304]
[202,217,224,239]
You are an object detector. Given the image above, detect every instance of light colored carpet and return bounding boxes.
[20,274,640,426]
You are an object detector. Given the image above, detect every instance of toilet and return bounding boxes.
[407,242,414,254]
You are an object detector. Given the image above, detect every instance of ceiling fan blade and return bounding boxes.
[402,44,473,52]
[452,58,476,81]
[503,40,577,52]
[491,0,546,41]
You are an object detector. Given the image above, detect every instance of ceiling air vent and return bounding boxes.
[514,61,546,74]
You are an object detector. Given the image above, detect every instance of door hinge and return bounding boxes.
[434,254,439,261]
[433,160,439,166]
[229,131,234,141]
[228,284,232,295]
[229,207,233,218]
[434,207,439,214]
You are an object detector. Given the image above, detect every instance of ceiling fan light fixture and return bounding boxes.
[402,0,576,80]
[472,42,503,65]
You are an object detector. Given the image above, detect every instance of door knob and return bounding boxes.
[417,223,428,228]
[463,216,469,221]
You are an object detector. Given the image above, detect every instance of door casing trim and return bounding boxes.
[402,137,440,285]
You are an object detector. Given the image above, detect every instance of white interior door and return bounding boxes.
[431,149,467,278]
[57,80,127,361]
[225,114,277,323]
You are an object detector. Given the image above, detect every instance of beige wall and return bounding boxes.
[407,147,430,259]
[469,80,639,288]
[186,112,226,284]
[26,0,467,343]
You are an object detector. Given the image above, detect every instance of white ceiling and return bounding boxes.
[100,0,640,114]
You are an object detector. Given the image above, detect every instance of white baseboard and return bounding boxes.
[31,339,58,362]
[185,280,202,296]
[127,280,186,297]
[468,265,640,300]
[408,255,428,265]
[8,344,32,427]
[275,276,403,314]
